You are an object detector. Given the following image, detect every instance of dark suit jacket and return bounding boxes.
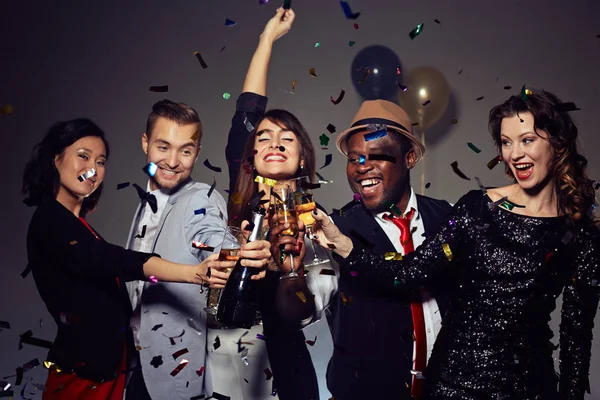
[327,194,453,399]
[27,200,152,382]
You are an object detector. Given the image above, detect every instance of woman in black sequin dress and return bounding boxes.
[312,90,599,399]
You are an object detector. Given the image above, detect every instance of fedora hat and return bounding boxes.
[335,99,425,163]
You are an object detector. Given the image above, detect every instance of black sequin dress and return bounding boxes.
[341,190,599,400]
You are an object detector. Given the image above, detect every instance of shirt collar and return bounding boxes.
[146,181,170,207]
[374,187,419,220]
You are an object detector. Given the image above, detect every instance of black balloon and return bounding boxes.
[351,45,403,102]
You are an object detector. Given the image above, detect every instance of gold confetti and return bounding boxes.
[309,68,317,78]
[69,240,78,245]
[340,292,352,305]
[296,291,307,303]
[231,192,242,204]
[292,79,297,91]
[254,175,277,187]
[0,105,13,115]
[384,252,403,260]
[442,243,453,261]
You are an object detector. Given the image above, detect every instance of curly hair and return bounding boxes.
[488,89,597,226]
[22,119,110,217]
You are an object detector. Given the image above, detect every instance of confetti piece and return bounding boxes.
[398,82,408,92]
[315,42,321,48]
[340,1,361,19]
[476,96,484,101]
[170,359,189,376]
[223,92,231,100]
[309,68,317,77]
[353,193,361,202]
[487,155,502,170]
[340,292,352,305]
[220,46,226,52]
[296,291,307,303]
[117,182,130,190]
[255,175,277,186]
[442,243,453,261]
[422,99,431,106]
[520,85,532,100]
[319,134,330,147]
[555,102,581,112]
[149,275,158,283]
[330,89,345,105]
[69,240,78,245]
[354,23,359,29]
[231,192,242,205]
[503,85,512,90]
[225,18,237,27]
[320,154,333,169]
[151,324,163,331]
[207,177,216,198]
[450,161,470,180]
[320,269,336,276]
[434,18,441,25]
[283,0,292,9]
[190,395,205,400]
[77,168,95,182]
[291,79,297,91]
[369,154,396,163]
[149,85,168,92]
[384,252,403,260]
[349,40,356,46]
[326,123,336,133]
[0,321,10,331]
[211,393,231,400]
[409,23,424,39]
[203,159,222,173]
[359,154,366,165]
[191,241,215,252]
[458,69,463,75]
[451,118,458,124]
[193,51,208,68]
[425,182,431,189]
[264,368,273,380]
[0,105,14,115]
[150,355,163,368]
[214,336,221,350]
[135,225,147,239]
[467,142,481,153]
[194,208,206,216]
[143,162,158,177]
[358,67,370,84]
[19,330,52,350]
[172,348,189,360]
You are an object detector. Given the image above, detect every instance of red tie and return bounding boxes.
[384,209,426,400]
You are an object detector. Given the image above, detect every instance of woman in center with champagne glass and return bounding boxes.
[225,7,335,400]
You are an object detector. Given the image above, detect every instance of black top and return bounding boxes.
[226,92,320,400]
[342,190,600,400]
[328,195,453,399]
[27,200,153,382]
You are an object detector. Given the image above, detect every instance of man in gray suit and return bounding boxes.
[125,100,233,399]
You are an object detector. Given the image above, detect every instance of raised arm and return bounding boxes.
[225,7,295,193]
[558,228,600,399]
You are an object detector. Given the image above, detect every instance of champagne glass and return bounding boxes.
[292,177,330,267]
[271,183,299,278]
[204,226,243,327]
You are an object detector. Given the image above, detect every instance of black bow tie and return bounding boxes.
[132,183,157,214]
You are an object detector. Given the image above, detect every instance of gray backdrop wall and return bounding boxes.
[1,0,599,398]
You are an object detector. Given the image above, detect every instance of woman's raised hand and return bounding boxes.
[261,7,296,43]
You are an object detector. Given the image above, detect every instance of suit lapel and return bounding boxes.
[338,205,397,254]
[151,179,194,252]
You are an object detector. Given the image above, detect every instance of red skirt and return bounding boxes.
[43,346,126,400]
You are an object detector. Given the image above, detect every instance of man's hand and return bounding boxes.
[311,209,354,258]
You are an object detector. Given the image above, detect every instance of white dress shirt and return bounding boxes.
[129,182,170,346]
[372,187,442,362]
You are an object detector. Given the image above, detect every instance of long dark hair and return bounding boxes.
[228,109,316,226]
[488,89,596,226]
[22,118,110,217]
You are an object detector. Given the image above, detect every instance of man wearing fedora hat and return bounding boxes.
[296,99,454,399]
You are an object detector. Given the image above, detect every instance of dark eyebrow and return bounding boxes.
[501,131,535,139]
[256,129,273,136]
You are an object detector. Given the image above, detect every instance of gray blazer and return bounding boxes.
[125,179,228,399]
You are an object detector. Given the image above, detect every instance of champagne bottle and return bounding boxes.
[217,208,266,328]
